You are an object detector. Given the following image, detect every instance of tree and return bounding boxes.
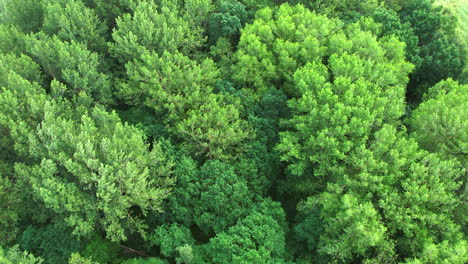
[273,15,412,193]
[403,240,467,264]
[121,257,167,264]
[410,79,467,165]
[81,235,120,263]
[109,0,205,64]
[0,24,27,54]
[68,253,98,264]
[409,79,467,229]
[398,0,464,99]
[297,126,466,262]
[26,33,112,105]
[0,0,466,262]
[0,53,43,88]
[0,72,174,241]
[205,208,288,263]
[264,3,465,262]
[0,72,50,168]
[181,0,214,29]
[120,50,219,113]
[316,193,388,261]
[14,106,173,241]
[122,50,251,159]
[149,224,194,259]
[83,0,139,31]
[20,224,82,264]
[288,0,380,22]
[0,246,43,264]
[0,176,24,245]
[208,0,248,44]
[233,3,412,98]
[41,0,108,52]
[371,6,421,71]
[166,158,254,235]
[0,0,43,33]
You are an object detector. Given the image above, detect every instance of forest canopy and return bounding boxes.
[0,0,466,263]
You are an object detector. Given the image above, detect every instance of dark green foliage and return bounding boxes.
[20,224,82,264]
[398,0,464,100]
[166,158,254,235]
[292,206,323,254]
[208,0,247,44]
[372,6,422,69]
[83,0,138,30]
[0,176,24,245]
[81,235,120,264]
[289,0,380,22]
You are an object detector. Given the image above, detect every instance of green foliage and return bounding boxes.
[404,240,467,264]
[372,6,422,69]
[175,95,251,159]
[234,4,339,95]
[121,257,166,264]
[15,107,173,241]
[68,253,98,264]
[208,0,247,44]
[299,125,465,262]
[206,210,288,263]
[82,235,120,264]
[0,24,27,54]
[0,176,23,245]
[0,246,43,264]
[26,33,112,104]
[290,0,380,22]
[84,0,139,30]
[0,1,466,263]
[273,6,412,193]
[122,50,251,159]
[399,0,464,99]
[233,3,412,98]
[120,50,218,109]
[149,224,194,258]
[0,73,173,241]
[182,0,214,28]
[410,79,467,164]
[20,224,82,264]
[0,73,50,159]
[167,158,254,234]
[0,53,43,87]
[319,193,388,261]
[41,0,107,52]
[110,0,205,63]
[0,0,43,33]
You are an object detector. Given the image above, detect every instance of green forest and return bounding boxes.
[0,0,466,263]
